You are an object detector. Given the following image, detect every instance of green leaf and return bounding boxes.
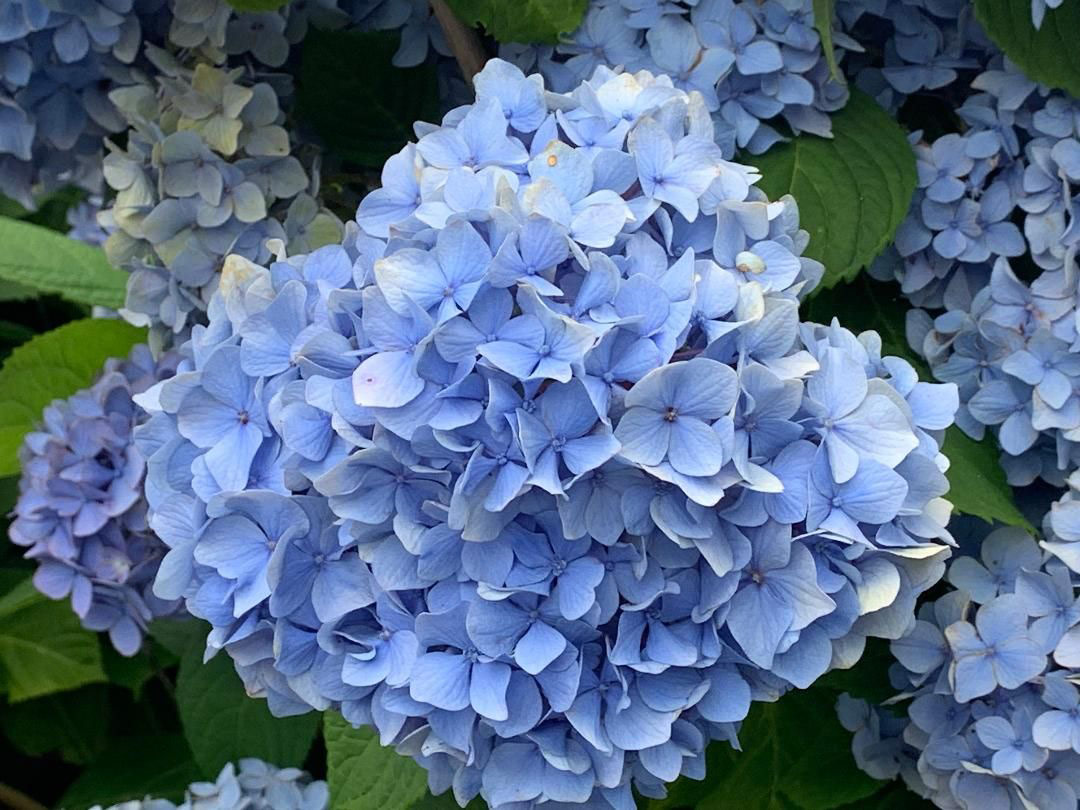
[324,711,430,809]
[298,29,440,168]
[0,684,109,764]
[943,426,1035,532]
[0,577,107,702]
[101,642,159,698]
[753,90,916,292]
[58,735,204,810]
[445,0,588,43]
[149,616,209,658]
[652,687,880,810]
[812,0,843,82]
[176,628,319,777]
[227,0,287,10]
[0,317,145,477]
[0,216,128,307]
[975,0,1080,99]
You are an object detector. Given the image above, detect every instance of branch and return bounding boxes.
[0,783,48,810]
[429,0,488,82]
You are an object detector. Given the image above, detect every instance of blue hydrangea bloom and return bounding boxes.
[9,343,183,655]
[851,42,1080,486]
[501,0,851,158]
[89,758,329,810]
[0,0,441,226]
[138,60,959,807]
[839,522,1080,810]
[99,60,342,336]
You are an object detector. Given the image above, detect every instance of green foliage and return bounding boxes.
[0,216,128,308]
[0,317,145,476]
[1,684,109,764]
[59,735,204,810]
[446,0,588,43]
[943,427,1035,533]
[754,91,916,292]
[652,686,880,809]
[975,0,1080,98]
[0,576,107,702]
[226,0,287,10]
[324,711,431,809]
[101,643,161,699]
[298,29,440,168]
[175,626,320,777]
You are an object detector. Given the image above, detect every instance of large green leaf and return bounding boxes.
[943,427,1035,532]
[446,0,588,43]
[754,91,916,292]
[0,683,109,763]
[175,628,319,777]
[58,735,204,810]
[324,711,430,809]
[653,686,880,809]
[298,29,440,169]
[975,0,1080,98]
[0,216,128,307]
[0,317,145,476]
[0,577,107,702]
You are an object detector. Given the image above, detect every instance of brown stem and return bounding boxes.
[0,783,48,810]
[429,0,488,82]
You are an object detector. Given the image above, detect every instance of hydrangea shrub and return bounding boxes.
[2,0,1079,809]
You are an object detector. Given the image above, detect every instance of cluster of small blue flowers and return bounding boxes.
[834,6,1080,486]
[88,758,329,810]
[0,0,162,208]
[836,0,997,115]
[839,523,1080,810]
[98,58,344,335]
[895,60,1080,487]
[133,59,960,807]
[501,0,851,158]
[0,0,442,214]
[9,344,182,655]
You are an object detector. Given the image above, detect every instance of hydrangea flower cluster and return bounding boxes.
[89,758,329,810]
[8,343,181,655]
[0,0,161,208]
[0,0,443,213]
[502,0,852,158]
[134,59,960,807]
[864,58,1080,487]
[839,524,1080,810]
[836,0,997,115]
[98,57,343,335]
